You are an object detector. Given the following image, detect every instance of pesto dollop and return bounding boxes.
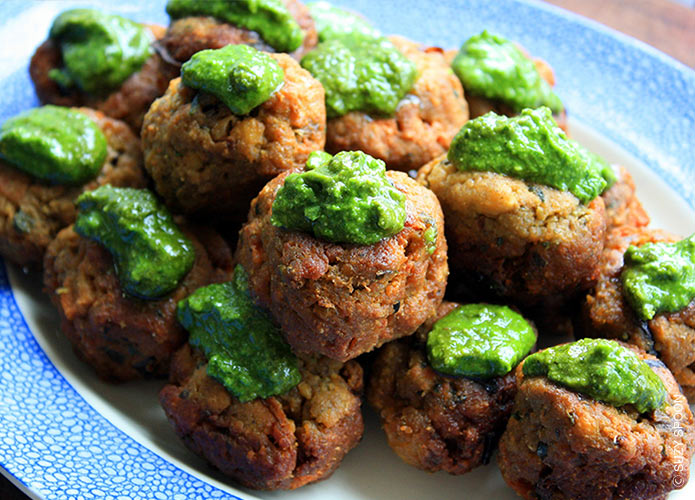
[523,339,667,414]
[271,150,406,245]
[0,106,107,185]
[48,8,153,95]
[181,44,284,115]
[166,0,303,53]
[621,234,695,320]
[426,304,536,379]
[300,36,417,118]
[451,30,563,114]
[448,107,610,203]
[177,266,301,402]
[75,186,195,300]
[307,1,380,42]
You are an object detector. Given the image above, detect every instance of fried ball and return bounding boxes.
[498,343,695,500]
[326,37,469,172]
[43,224,233,381]
[235,170,448,361]
[601,166,649,230]
[141,54,325,222]
[418,155,606,306]
[367,301,518,474]
[158,0,318,63]
[159,344,363,490]
[0,109,146,270]
[443,48,567,130]
[29,25,176,132]
[580,225,695,401]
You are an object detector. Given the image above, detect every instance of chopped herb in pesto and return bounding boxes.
[448,108,609,203]
[523,339,667,414]
[591,150,618,189]
[181,44,284,115]
[451,30,563,113]
[166,0,304,52]
[75,186,195,299]
[0,106,106,185]
[271,151,407,245]
[301,35,417,118]
[621,234,695,320]
[427,304,536,379]
[49,8,153,94]
[177,266,301,402]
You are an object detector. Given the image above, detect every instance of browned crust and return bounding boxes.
[580,225,695,401]
[235,170,448,361]
[0,108,146,270]
[159,345,363,490]
[601,166,650,231]
[42,224,233,381]
[141,53,325,221]
[367,301,518,474]
[498,342,695,500]
[418,156,606,306]
[326,36,469,172]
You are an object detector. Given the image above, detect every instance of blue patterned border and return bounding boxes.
[0,263,242,499]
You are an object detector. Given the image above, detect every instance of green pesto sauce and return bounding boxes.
[592,150,618,189]
[451,30,563,114]
[426,304,536,379]
[0,106,106,185]
[166,0,303,53]
[448,107,610,203]
[177,266,301,402]
[181,44,284,115]
[307,1,380,42]
[300,35,417,118]
[421,215,438,255]
[523,338,667,413]
[75,186,195,300]
[621,234,695,320]
[271,150,406,245]
[48,8,153,95]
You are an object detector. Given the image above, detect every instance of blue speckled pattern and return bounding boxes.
[0,1,693,499]
[0,264,242,499]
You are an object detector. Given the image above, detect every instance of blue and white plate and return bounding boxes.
[1,1,694,499]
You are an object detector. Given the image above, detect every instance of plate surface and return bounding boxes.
[0,1,694,499]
